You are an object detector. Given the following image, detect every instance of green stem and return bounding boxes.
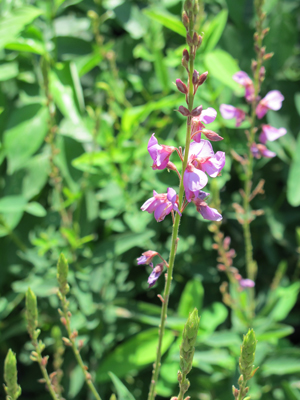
[61,297,102,400]
[178,373,187,400]
[147,43,195,400]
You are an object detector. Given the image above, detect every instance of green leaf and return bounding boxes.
[108,372,136,400]
[25,202,47,217]
[0,6,43,51]
[177,279,204,318]
[68,365,85,398]
[204,49,244,94]
[202,9,228,53]
[282,381,300,400]
[200,302,228,333]
[0,196,27,213]
[270,282,300,322]
[262,356,300,376]
[97,328,174,382]
[287,131,300,206]
[0,62,19,81]
[4,104,49,174]
[5,38,45,54]
[143,8,186,37]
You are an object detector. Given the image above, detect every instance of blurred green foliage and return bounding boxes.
[0,0,299,399]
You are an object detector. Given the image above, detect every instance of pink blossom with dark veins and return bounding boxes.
[219,104,246,127]
[232,71,255,102]
[191,107,223,142]
[256,90,284,119]
[141,188,181,222]
[259,124,287,144]
[147,133,176,170]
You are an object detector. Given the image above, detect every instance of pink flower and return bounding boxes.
[233,71,255,102]
[192,192,222,221]
[147,133,175,170]
[256,90,284,119]
[137,250,158,267]
[259,124,287,144]
[148,263,164,288]
[219,104,246,127]
[141,188,181,222]
[239,278,255,289]
[191,107,223,142]
[250,143,276,159]
[183,164,208,202]
[183,140,225,201]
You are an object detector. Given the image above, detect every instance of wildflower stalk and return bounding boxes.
[57,254,102,400]
[4,349,22,400]
[243,0,267,283]
[177,309,200,400]
[25,288,60,400]
[233,329,258,400]
[147,3,201,399]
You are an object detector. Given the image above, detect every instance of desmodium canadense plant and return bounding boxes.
[137,1,227,398]
[216,0,286,319]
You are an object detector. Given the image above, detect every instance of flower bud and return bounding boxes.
[182,57,189,70]
[178,106,190,116]
[239,329,257,381]
[262,27,270,36]
[57,253,69,296]
[176,79,188,94]
[191,105,202,116]
[264,52,273,60]
[198,71,208,86]
[182,12,189,29]
[251,60,257,72]
[4,349,22,400]
[186,33,193,47]
[26,288,38,338]
[191,70,198,86]
[201,129,223,141]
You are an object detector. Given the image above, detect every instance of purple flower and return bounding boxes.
[232,71,255,102]
[193,193,222,221]
[219,104,246,127]
[259,124,287,144]
[256,90,284,119]
[190,140,226,178]
[191,108,222,142]
[239,278,255,289]
[148,263,164,288]
[137,250,158,266]
[183,163,208,202]
[183,141,225,201]
[250,143,276,159]
[141,188,181,222]
[147,133,176,170]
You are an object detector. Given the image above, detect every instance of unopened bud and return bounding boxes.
[192,70,199,85]
[262,27,270,36]
[178,106,190,116]
[260,47,266,57]
[176,79,188,94]
[251,60,257,72]
[217,264,226,271]
[41,356,49,367]
[253,32,259,42]
[166,161,177,171]
[186,33,193,47]
[198,71,208,85]
[201,129,223,141]
[264,52,273,60]
[182,57,189,70]
[60,317,67,326]
[177,370,183,383]
[182,12,189,29]
[57,253,70,296]
[191,105,203,116]
[183,0,192,12]
[182,49,189,61]
[223,236,231,249]
[62,337,72,346]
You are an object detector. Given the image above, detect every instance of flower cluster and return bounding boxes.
[220,71,286,159]
[138,58,226,286]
